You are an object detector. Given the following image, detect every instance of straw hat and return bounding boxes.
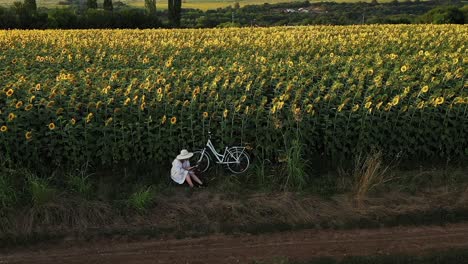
[177,149,193,160]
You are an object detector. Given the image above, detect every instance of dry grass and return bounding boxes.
[351,151,397,207]
[1,197,112,238]
[2,183,468,246]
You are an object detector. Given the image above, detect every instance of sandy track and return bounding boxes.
[2,223,468,264]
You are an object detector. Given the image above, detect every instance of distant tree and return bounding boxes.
[168,0,181,27]
[24,0,37,11]
[103,0,113,11]
[145,0,157,15]
[145,0,156,15]
[418,6,464,24]
[87,0,97,9]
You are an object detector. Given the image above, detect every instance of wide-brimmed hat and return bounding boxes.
[177,149,193,160]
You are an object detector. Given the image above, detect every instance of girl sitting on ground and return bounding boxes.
[171,149,203,188]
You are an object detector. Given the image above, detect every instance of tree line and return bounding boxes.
[0,0,466,29]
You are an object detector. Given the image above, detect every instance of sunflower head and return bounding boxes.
[25,131,32,140]
[6,89,14,97]
[203,112,209,119]
[48,123,55,130]
[15,101,23,109]
[352,104,360,112]
[435,97,444,105]
[337,103,345,112]
[170,116,177,125]
[25,104,33,111]
[46,101,55,108]
[0,125,7,132]
[86,113,93,123]
[8,113,16,121]
[421,85,429,93]
[105,117,113,126]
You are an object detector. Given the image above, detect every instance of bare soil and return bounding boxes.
[2,223,468,264]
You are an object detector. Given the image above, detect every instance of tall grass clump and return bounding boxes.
[0,172,17,212]
[28,176,56,207]
[282,138,308,191]
[352,150,397,206]
[67,173,93,199]
[127,186,154,212]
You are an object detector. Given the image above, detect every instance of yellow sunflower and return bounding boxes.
[161,115,167,124]
[6,89,14,97]
[170,116,177,125]
[421,85,429,93]
[223,109,229,118]
[25,104,33,111]
[244,106,250,115]
[46,101,55,108]
[352,104,360,112]
[0,125,7,132]
[8,113,16,121]
[337,103,345,112]
[86,113,93,123]
[15,101,23,109]
[434,97,444,105]
[48,123,55,130]
[25,131,32,140]
[105,117,113,126]
[71,118,76,125]
[203,112,209,119]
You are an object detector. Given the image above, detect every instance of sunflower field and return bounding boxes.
[0,25,467,170]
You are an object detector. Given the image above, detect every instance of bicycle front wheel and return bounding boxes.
[226,150,250,174]
[192,150,210,173]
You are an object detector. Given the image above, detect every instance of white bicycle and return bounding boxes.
[192,132,250,174]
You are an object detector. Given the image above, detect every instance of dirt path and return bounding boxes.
[2,223,468,264]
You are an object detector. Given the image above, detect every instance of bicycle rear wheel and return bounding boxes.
[192,150,210,173]
[226,149,250,174]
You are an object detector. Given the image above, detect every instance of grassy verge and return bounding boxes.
[2,186,468,248]
[1,154,468,248]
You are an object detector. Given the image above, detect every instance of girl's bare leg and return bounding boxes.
[189,172,203,185]
[185,174,194,187]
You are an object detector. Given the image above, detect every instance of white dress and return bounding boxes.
[171,159,190,184]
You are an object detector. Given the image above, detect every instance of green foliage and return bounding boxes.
[28,176,56,207]
[87,0,98,9]
[417,5,465,24]
[127,186,154,212]
[23,0,36,12]
[67,174,93,199]
[145,0,157,15]
[168,0,181,26]
[103,0,113,11]
[0,26,466,174]
[283,138,308,191]
[0,172,17,211]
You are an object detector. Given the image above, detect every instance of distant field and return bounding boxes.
[0,0,397,10]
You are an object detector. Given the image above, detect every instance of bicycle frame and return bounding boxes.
[199,139,244,164]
